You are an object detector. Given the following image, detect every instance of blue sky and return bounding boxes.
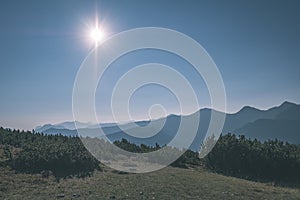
[0,0,299,130]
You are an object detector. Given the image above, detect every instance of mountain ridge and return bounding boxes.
[35,101,300,150]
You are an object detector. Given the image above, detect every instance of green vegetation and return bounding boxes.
[113,134,300,185]
[203,134,300,185]
[0,126,300,200]
[114,138,161,153]
[113,138,201,168]
[1,127,300,186]
[0,127,100,179]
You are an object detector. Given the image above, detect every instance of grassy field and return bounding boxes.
[0,165,299,200]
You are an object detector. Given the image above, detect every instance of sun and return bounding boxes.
[90,26,105,45]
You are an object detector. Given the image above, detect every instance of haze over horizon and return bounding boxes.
[24,100,300,131]
[0,0,300,130]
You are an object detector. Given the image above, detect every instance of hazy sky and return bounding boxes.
[0,0,299,130]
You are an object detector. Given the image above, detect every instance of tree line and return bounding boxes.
[0,127,299,185]
[0,127,100,179]
[203,134,300,185]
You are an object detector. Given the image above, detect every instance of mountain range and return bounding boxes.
[35,101,300,151]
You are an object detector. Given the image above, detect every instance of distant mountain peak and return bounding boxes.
[238,105,262,113]
[280,101,298,107]
[167,114,180,118]
[200,108,212,112]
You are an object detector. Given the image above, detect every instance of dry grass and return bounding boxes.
[0,165,299,200]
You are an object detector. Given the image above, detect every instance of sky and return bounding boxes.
[0,0,299,130]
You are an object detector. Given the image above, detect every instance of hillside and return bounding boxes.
[234,119,300,143]
[1,125,300,199]
[0,166,300,200]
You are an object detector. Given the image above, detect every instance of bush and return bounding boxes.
[0,127,100,179]
[203,134,300,184]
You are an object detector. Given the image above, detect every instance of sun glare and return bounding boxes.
[90,27,105,45]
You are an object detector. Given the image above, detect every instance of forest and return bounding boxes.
[0,127,299,185]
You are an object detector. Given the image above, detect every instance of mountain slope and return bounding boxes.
[232,102,300,142]
[35,101,300,149]
[234,119,300,143]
